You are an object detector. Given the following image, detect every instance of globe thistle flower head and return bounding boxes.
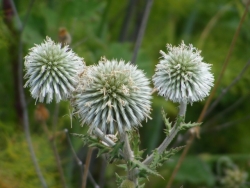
[24,37,85,103]
[73,58,152,134]
[153,41,214,103]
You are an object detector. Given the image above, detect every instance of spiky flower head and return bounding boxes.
[24,37,85,103]
[153,41,214,103]
[73,58,152,134]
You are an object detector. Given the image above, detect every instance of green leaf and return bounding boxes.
[130,131,144,160]
[130,159,163,179]
[149,146,185,171]
[115,173,125,187]
[117,164,128,171]
[161,108,172,136]
[179,122,202,131]
[109,141,124,161]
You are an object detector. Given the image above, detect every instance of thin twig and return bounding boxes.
[8,0,22,31]
[198,3,231,49]
[71,38,88,49]
[202,96,247,130]
[9,0,48,187]
[52,103,60,137]
[131,0,154,64]
[65,129,100,188]
[41,123,67,188]
[205,60,250,117]
[204,115,250,133]
[98,157,107,188]
[21,0,36,32]
[65,129,83,166]
[82,148,93,188]
[166,2,250,187]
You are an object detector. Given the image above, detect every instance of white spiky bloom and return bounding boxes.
[24,37,85,103]
[73,58,152,134]
[153,41,214,103]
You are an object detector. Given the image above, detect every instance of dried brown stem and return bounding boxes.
[82,148,93,188]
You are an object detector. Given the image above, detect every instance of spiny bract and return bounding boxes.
[73,58,152,134]
[153,41,214,103]
[24,37,85,103]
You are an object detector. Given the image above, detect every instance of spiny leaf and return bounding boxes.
[115,173,125,187]
[130,159,163,179]
[179,122,202,131]
[161,108,172,136]
[149,146,185,170]
[117,164,128,171]
[130,131,144,160]
[108,141,124,162]
[164,146,185,159]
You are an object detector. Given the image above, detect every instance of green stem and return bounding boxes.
[143,101,187,166]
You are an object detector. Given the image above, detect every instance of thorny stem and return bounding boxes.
[166,2,250,187]
[121,132,138,185]
[143,101,187,166]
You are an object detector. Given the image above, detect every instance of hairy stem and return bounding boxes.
[121,132,138,185]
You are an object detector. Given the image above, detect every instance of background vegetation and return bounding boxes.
[0,0,250,187]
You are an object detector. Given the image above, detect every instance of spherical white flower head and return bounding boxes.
[153,41,214,103]
[24,37,85,103]
[73,58,152,134]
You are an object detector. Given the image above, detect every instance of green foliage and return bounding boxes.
[149,146,185,171]
[71,132,124,162]
[130,159,163,179]
[129,131,144,160]
[162,108,172,136]
[1,0,250,187]
[179,122,202,131]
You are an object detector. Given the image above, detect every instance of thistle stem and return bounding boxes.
[143,101,187,166]
[121,132,138,184]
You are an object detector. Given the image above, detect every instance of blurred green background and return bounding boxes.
[1,0,250,187]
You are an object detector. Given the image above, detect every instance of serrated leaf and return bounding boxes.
[97,147,110,157]
[130,131,144,160]
[161,108,172,136]
[108,141,124,162]
[130,159,163,179]
[179,122,202,131]
[115,173,125,187]
[149,146,185,171]
[164,146,185,159]
[117,164,128,171]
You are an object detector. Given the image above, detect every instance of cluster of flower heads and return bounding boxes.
[24,38,213,133]
[24,37,84,103]
[152,41,214,104]
[72,58,152,134]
